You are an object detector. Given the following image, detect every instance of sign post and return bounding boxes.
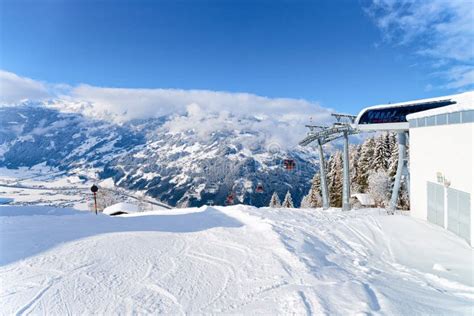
[90,184,99,215]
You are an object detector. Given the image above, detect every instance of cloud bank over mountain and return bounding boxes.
[0,70,333,148]
[70,83,331,122]
[0,70,51,104]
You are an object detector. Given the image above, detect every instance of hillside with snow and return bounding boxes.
[0,102,326,207]
[1,205,473,315]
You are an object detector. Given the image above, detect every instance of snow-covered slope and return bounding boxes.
[0,205,472,314]
[0,103,321,207]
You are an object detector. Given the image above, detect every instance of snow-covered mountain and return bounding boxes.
[0,102,322,207]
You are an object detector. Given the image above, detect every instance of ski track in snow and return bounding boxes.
[0,205,473,315]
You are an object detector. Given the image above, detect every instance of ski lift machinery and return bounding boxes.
[299,96,457,212]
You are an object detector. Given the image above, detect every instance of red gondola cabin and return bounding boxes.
[283,159,296,170]
[225,193,234,205]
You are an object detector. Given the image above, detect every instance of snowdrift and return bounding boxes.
[103,202,140,215]
[0,205,472,315]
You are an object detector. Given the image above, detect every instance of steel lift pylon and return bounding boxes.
[299,114,358,210]
[300,114,410,212]
[388,132,410,212]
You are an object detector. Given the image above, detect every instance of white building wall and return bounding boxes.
[409,122,474,245]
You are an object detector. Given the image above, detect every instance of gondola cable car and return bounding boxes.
[283,159,296,171]
[225,193,234,205]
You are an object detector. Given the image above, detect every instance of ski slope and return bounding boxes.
[1,205,473,315]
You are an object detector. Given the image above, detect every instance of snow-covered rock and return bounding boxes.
[98,178,115,189]
[351,193,376,206]
[102,202,140,215]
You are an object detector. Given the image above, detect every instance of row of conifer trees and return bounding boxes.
[269,190,294,208]
[269,132,410,209]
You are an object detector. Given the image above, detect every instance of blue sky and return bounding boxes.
[0,0,473,114]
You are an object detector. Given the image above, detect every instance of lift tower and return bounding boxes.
[299,114,358,210]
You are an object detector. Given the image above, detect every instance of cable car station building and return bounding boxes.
[357,91,473,245]
[406,94,473,245]
[301,91,473,245]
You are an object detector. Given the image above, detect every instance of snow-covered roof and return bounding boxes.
[358,92,466,112]
[354,91,473,131]
[351,193,375,206]
[406,91,473,120]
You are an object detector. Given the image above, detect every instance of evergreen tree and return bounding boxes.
[282,190,294,208]
[372,133,391,171]
[383,132,392,168]
[300,193,311,208]
[327,151,343,207]
[397,181,410,210]
[356,137,375,192]
[302,173,322,208]
[388,133,399,178]
[326,153,334,203]
[310,173,322,207]
[349,144,361,193]
[269,192,281,208]
[368,169,391,207]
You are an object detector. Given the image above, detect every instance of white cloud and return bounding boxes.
[0,70,334,149]
[444,66,474,89]
[366,0,474,89]
[70,84,331,122]
[70,84,333,148]
[0,70,51,104]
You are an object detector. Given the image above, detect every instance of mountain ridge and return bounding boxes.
[0,102,322,207]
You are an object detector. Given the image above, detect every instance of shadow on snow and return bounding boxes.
[0,206,243,266]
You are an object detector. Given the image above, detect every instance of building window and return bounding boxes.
[427,116,436,126]
[436,113,447,125]
[448,112,461,124]
[461,111,474,123]
[417,118,426,127]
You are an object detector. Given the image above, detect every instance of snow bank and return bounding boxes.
[0,205,472,315]
[351,193,375,206]
[0,205,81,217]
[102,202,139,215]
